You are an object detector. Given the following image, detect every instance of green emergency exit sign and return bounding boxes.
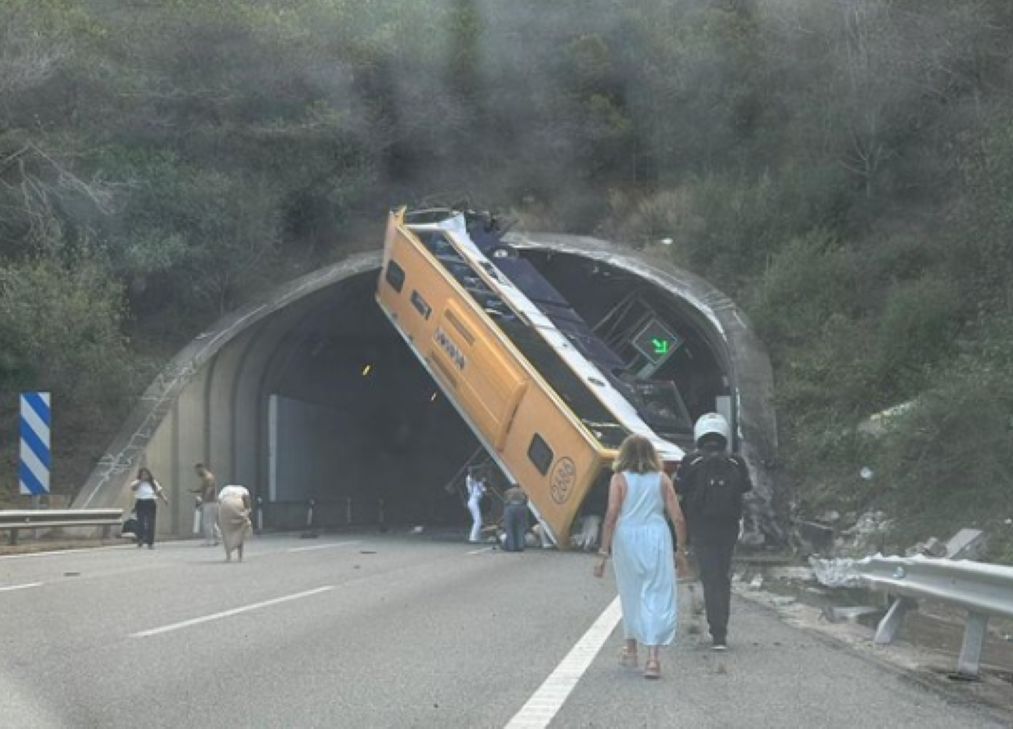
[631,319,682,365]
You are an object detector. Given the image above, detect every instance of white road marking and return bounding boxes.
[0,582,43,593]
[466,546,494,555]
[130,586,335,638]
[286,540,360,553]
[504,596,622,729]
[0,545,135,561]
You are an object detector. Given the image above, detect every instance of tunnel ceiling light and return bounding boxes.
[362,364,372,376]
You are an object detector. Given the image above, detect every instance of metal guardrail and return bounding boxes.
[0,508,123,545]
[855,554,1013,678]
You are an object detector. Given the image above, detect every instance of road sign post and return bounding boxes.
[19,392,51,498]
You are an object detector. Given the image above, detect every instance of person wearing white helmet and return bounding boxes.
[676,412,752,651]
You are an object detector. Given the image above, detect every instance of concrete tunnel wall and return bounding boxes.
[74,236,782,545]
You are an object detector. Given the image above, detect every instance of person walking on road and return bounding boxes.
[191,463,220,546]
[466,468,486,543]
[676,412,752,651]
[502,485,528,552]
[217,484,253,563]
[130,467,169,549]
[594,435,690,679]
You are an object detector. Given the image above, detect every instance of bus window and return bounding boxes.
[527,434,554,475]
[410,290,431,319]
[385,260,406,293]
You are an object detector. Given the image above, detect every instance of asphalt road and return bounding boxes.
[1,533,1006,728]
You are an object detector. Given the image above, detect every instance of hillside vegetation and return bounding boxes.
[2,0,1012,558]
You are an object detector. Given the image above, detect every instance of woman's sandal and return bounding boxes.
[618,647,638,668]
[643,658,661,679]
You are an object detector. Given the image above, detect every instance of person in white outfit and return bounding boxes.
[466,469,486,543]
[217,484,252,563]
[129,467,168,549]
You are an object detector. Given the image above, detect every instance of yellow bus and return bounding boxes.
[375,208,685,547]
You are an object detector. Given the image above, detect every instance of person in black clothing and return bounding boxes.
[676,412,752,651]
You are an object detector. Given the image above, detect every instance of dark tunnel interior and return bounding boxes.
[260,253,729,531]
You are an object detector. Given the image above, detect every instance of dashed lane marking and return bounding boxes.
[286,540,360,553]
[0,545,135,561]
[504,595,622,729]
[0,582,44,592]
[130,586,335,638]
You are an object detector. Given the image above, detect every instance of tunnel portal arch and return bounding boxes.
[75,236,781,545]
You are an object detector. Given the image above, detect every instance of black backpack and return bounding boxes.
[691,452,744,521]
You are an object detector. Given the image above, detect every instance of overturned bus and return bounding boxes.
[375,208,695,546]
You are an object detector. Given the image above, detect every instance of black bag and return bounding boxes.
[121,516,139,537]
[695,453,744,521]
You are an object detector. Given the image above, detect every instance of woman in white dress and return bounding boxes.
[594,435,689,679]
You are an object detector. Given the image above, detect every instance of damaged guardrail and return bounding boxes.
[855,554,1013,678]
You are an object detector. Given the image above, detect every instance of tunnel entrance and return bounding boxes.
[260,254,730,532]
[262,271,478,530]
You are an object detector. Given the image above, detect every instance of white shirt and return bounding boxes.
[466,475,485,501]
[133,479,160,500]
[218,484,250,501]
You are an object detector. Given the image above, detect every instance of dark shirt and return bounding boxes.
[676,447,752,545]
[504,486,528,505]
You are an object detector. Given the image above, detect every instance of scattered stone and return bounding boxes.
[820,606,883,624]
[749,574,764,590]
[819,510,841,524]
[905,536,946,558]
[838,511,894,555]
[808,557,862,588]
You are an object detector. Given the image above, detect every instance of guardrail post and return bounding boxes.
[256,496,264,534]
[7,528,17,546]
[306,498,315,530]
[32,494,41,540]
[192,498,201,535]
[956,612,989,679]
[873,597,917,645]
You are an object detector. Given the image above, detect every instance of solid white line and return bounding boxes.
[286,540,359,553]
[504,596,622,729]
[466,546,494,555]
[0,544,135,561]
[0,582,44,592]
[130,586,335,638]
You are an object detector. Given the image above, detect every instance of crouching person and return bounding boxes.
[502,485,528,552]
[217,484,253,563]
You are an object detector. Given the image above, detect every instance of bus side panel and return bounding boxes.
[377,224,442,356]
[500,390,601,546]
[377,220,528,451]
[431,301,528,449]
